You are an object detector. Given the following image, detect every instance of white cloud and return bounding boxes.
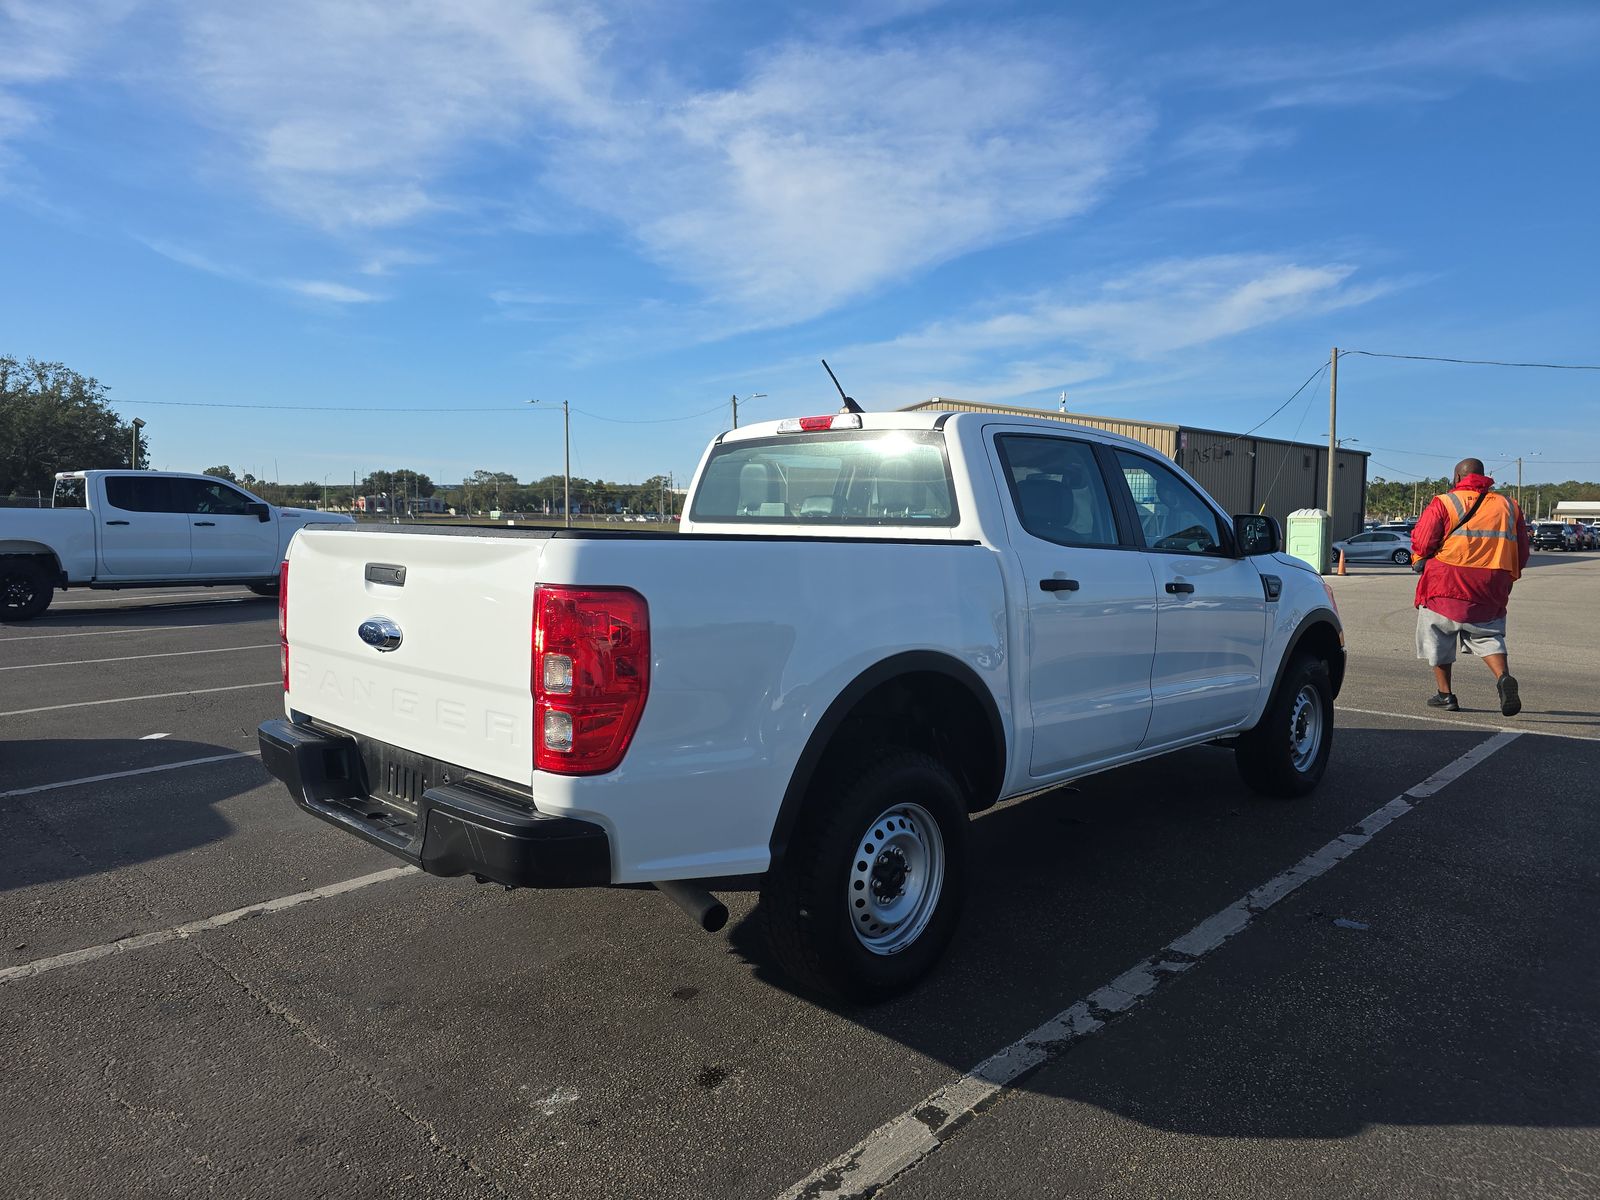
[553,35,1148,324]
[284,280,381,304]
[819,254,1396,406]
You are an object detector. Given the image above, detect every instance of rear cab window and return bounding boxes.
[690,430,958,526]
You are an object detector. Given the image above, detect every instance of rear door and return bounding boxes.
[97,475,191,576]
[990,432,1157,776]
[176,478,279,575]
[1108,449,1268,747]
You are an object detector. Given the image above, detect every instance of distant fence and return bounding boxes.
[0,495,48,508]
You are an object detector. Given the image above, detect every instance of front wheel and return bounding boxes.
[761,750,968,1002]
[0,559,54,622]
[1391,548,1412,565]
[1234,653,1334,798]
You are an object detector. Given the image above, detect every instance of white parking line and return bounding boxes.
[776,731,1522,1200]
[51,592,254,606]
[0,624,219,642]
[0,680,280,718]
[0,644,277,672]
[1336,704,1599,742]
[0,868,417,986]
[0,751,259,800]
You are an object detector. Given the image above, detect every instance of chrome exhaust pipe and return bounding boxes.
[654,880,728,932]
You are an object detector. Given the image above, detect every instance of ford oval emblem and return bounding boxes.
[357,617,403,652]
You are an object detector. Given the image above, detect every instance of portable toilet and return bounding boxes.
[1286,508,1332,574]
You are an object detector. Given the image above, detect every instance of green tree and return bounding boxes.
[204,465,239,482]
[0,355,141,496]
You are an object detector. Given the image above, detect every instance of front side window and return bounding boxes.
[104,475,181,513]
[994,435,1119,547]
[690,430,956,526]
[178,479,254,516]
[1114,450,1229,556]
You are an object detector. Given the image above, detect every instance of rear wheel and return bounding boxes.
[1235,652,1333,798]
[0,559,54,622]
[762,749,968,1002]
[1391,548,1411,565]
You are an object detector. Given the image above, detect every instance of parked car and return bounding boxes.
[258,409,1345,1000]
[1573,523,1597,550]
[1333,529,1414,565]
[1531,522,1576,551]
[0,470,354,621]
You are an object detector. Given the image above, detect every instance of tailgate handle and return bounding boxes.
[366,563,407,586]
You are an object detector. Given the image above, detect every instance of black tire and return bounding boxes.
[1391,548,1411,565]
[1235,652,1334,798]
[0,559,54,622]
[247,581,280,597]
[761,749,969,1003]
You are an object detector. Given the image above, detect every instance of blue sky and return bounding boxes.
[2,0,1597,490]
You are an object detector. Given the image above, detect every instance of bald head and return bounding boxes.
[1454,457,1485,483]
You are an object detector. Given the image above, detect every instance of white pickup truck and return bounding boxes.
[259,409,1344,999]
[0,470,352,621]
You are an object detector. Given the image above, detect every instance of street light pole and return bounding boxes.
[130,417,146,470]
[1325,347,1338,517]
[731,392,766,429]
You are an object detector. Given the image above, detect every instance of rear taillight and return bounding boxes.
[533,585,650,775]
[278,559,290,691]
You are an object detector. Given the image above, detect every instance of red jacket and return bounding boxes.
[1411,474,1530,624]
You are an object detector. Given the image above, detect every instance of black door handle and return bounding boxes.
[105,519,130,526]
[193,521,216,527]
[1165,581,1195,594]
[1039,578,1080,592]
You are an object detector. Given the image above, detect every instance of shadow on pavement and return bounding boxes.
[10,594,274,631]
[725,727,1600,1142]
[2,738,255,892]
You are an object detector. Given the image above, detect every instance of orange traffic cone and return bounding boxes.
[1336,548,1348,576]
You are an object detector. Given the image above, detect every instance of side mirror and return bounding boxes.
[246,502,272,522]
[1233,514,1280,556]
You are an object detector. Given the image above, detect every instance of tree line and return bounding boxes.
[0,356,144,498]
[1367,475,1600,521]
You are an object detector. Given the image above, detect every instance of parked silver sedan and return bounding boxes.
[1333,529,1414,565]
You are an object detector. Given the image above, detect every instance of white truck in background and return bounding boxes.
[0,470,352,621]
[259,409,1345,1000]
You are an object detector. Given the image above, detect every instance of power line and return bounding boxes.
[1223,361,1330,444]
[125,399,533,412]
[1341,349,1600,371]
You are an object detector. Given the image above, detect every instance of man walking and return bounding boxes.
[1411,457,1531,715]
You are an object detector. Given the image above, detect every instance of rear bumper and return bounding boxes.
[257,719,611,888]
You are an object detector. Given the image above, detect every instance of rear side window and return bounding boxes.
[994,435,1119,547]
[690,430,957,526]
[103,475,181,513]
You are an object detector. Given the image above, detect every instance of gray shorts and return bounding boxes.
[1416,606,1508,666]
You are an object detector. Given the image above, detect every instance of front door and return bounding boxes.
[992,433,1158,776]
[1109,450,1268,746]
[97,475,191,576]
[176,478,279,575]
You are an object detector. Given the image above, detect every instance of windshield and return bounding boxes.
[690,430,957,526]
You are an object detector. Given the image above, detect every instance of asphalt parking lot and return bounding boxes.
[3,557,1598,1200]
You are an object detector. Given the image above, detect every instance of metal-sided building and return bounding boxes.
[901,398,1370,537]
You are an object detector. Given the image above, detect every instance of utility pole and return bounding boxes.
[1516,456,1523,508]
[530,399,571,528]
[130,417,145,469]
[1326,347,1338,517]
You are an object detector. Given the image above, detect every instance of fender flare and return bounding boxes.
[767,650,1006,865]
[1272,607,1346,702]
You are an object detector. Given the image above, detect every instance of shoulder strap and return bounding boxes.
[1447,488,1489,538]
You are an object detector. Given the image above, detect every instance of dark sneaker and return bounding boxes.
[1497,674,1521,717]
[1426,692,1460,711]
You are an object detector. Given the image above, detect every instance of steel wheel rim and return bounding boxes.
[1392,549,1410,564]
[1289,684,1323,772]
[848,802,945,956]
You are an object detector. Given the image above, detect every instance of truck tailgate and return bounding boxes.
[284,527,548,788]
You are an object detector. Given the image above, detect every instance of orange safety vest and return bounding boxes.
[1433,489,1522,579]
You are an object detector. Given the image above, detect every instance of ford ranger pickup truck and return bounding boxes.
[0,470,352,621]
[259,409,1345,1000]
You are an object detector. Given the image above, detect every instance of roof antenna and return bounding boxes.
[821,359,865,414]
